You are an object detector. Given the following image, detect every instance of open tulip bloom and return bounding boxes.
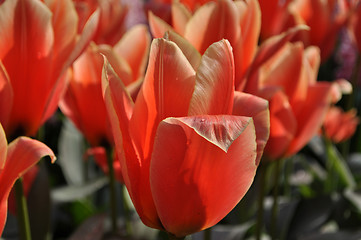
[0,124,56,236]
[102,37,269,237]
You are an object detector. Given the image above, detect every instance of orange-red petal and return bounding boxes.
[129,38,195,163]
[148,11,174,38]
[184,0,240,54]
[102,57,162,229]
[113,24,151,82]
[0,0,54,136]
[188,39,234,116]
[150,115,257,237]
[233,91,269,165]
[0,62,12,131]
[262,88,297,160]
[286,82,332,157]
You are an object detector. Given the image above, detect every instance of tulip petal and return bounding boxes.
[150,115,257,237]
[148,11,174,38]
[184,0,240,54]
[61,45,117,146]
[244,25,309,93]
[188,40,234,116]
[45,0,77,78]
[262,42,307,111]
[0,0,54,136]
[113,24,151,82]
[164,31,201,70]
[130,38,195,162]
[262,88,297,160]
[0,125,7,170]
[172,1,191,35]
[99,44,133,86]
[304,46,321,85]
[286,82,332,157]
[233,0,261,88]
[233,91,269,165]
[102,57,162,229]
[0,61,12,131]
[42,7,100,124]
[0,137,55,236]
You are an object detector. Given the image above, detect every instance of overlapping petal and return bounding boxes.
[150,116,257,237]
[102,37,270,235]
[184,0,240,54]
[188,39,234,116]
[286,83,333,157]
[232,91,269,165]
[0,0,99,138]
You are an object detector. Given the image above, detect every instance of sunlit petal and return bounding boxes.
[188,39,234,116]
[150,115,257,237]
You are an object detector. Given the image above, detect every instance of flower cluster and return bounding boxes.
[0,0,360,240]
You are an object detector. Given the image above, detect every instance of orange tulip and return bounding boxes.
[323,106,359,143]
[148,0,261,88]
[73,0,128,46]
[242,27,334,160]
[0,124,55,236]
[258,0,349,61]
[0,0,99,139]
[60,24,150,147]
[102,38,269,237]
[289,0,349,60]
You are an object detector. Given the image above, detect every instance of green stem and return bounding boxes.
[324,136,356,192]
[283,159,292,199]
[204,228,211,240]
[167,232,186,240]
[270,159,282,240]
[324,137,337,193]
[121,184,132,236]
[106,148,118,234]
[255,162,267,240]
[14,178,32,240]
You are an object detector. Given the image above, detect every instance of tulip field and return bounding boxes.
[1,0,361,239]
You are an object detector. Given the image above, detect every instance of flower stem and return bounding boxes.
[14,178,32,240]
[121,184,132,236]
[255,162,267,240]
[106,148,118,234]
[270,159,282,240]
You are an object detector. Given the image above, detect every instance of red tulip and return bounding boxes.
[60,25,150,182]
[102,37,269,236]
[0,0,99,139]
[323,106,359,143]
[0,124,55,236]
[148,0,261,88]
[243,27,334,160]
[289,0,349,60]
[258,0,349,61]
[60,24,150,147]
